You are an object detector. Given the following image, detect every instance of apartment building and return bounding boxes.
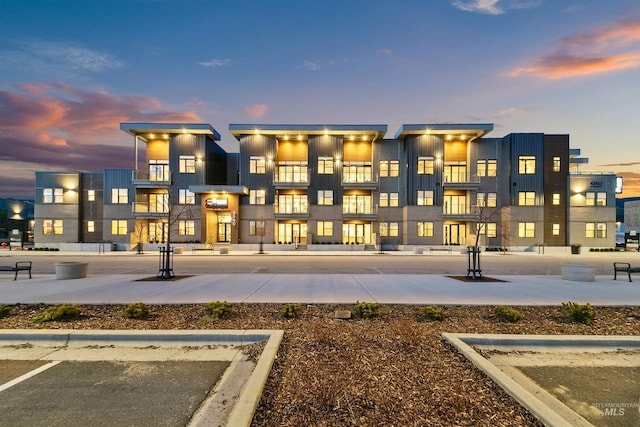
[33,121,617,250]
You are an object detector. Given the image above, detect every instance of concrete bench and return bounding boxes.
[0,261,32,280]
[561,263,596,282]
[613,262,640,282]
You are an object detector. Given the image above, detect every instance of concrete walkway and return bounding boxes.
[1,272,639,305]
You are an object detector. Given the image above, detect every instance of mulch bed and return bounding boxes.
[1,304,639,426]
[447,275,508,282]
[134,275,193,282]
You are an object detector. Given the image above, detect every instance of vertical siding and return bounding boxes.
[80,172,104,242]
[239,134,277,204]
[543,134,569,245]
[509,134,544,205]
[308,135,343,204]
[404,134,443,205]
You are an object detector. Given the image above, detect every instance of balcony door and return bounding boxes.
[278,223,307,244]
[443,224,466,245]
[342,223,371,244]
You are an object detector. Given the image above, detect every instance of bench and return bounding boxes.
[429,247,453,254]
[0,261,32,280]
[613,262,640,282]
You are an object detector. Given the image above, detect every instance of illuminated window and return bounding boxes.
[379,222,398,237]
[179,189,195,204]
[477,192,496,207]
[417,221,433,237]
[417,157,434,175]
[249,190,265,205]
[111,220,127,235]
[417,190,434,206]
[43,188,63,204]
[552,223,560,235]
[552,193,561,205]
[518,191,536,206]
[43,219,63,235]
[317,221,333,237]
[380,193,389,207]
[249,156,266,174]
[249,220,265,236]
[586,222,607,238]
[585,192,606,206]
[87,221,95,233]
[318,157,334,174]
[179,155,196,173]
[597,192,607,206]
[178,220,195,235]
[479,222,497,238]
[111,188,128,204]
[318,190,333,205]
[379,160,399,177]
[477,159,496,177]
[518,156,536,174]
[518,222,535,238]
[553,156,561,172]
[87,190,95,202]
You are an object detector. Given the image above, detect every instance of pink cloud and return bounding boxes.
[508,18,640,79]
[243,103,268,118]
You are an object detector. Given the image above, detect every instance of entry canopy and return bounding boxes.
[229,124,388,142]
[120,123,221,141]
[394,124,493,141]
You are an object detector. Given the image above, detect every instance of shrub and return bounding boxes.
[423,305,447,321]
[494,305,523,322]
[0,305,11,318]
[354,301,380,319]
[204,301,233,319]
[562,301,595,325]
[280,303,302,319]
[33,304,81,323]
[124,302,150,319]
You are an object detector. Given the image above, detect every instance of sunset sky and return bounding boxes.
[1,0,639,198]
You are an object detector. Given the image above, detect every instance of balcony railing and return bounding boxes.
[132,170,170,187]
[132,202,169,217]
[442,172,480,187]
[442,205,478,219]
[342,204,377,218]
[273,169,309,187]
[273,203,308,216]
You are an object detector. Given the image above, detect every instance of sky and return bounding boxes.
[1,0,639,198]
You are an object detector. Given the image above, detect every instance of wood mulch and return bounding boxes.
[1,303,639,426]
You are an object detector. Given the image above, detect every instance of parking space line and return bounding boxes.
[0,361,61,393]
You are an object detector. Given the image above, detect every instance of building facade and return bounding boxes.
[33,122,617,250]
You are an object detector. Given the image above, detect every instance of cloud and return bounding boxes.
[616,171,640,198]
[381,49,393,55]
[451,0,541,15]
[466,106,537,122]
[198,58,231,67]
[600,161,640,168]
[22,39,123,72]
[243,103,268,118]
[298,61,320,71]
[0,83,202,197]
[508,18,640,79]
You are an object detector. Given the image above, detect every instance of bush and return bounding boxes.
[33,304,81,323]
[562,301,596,325]
[0,305,11,319]
[280,303,302,319]
[124,302,150,319]
[354,301,380,319]
[423,305,447,321]
[204,301,233,319]
[494,305,523,322]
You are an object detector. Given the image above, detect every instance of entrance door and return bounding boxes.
[443,224,466,245]
[217,213,231,242]
[149,221,168,243]
[342,223,371,244]
[278,223,307,244]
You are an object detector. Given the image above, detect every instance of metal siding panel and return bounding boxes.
[308,135,342,204]
[509,134,544,205]
[239,135,276,204]
[405,134,443,205]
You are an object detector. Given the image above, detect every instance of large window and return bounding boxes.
[476,192,496,207]
[379,192,398,207]
[111,188,128,204]
[518,155,536,174]
[417,221,433,237]
[43,188,63,204]
[111,220,127,235]
[178,220,195,235]
[179,189,195,204]
[318,157,333,174]
[276,194,307,214]
[477,159,497,177]
[249,156,266,174]
[585,192,607,206]
[518,222,535,238]
[417,190,434,206]
[249,220,265,236]
[149,160,170,181]
[317,190,333,205]
[343,194,372,214]
[317,221,333,237]
[179,155,196,173]
[379,222,398,237]
[343,162,372,183]
[277,161,307,183]
[417,157,434,175]
[379,160,399,177]
[586,222,607,238]
[518,191,536,206]
[249,189,265,205]
[479,222,497,238]
[43,219,63,235]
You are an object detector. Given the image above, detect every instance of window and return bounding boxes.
[318,190,333,205]
[417,190,434,206]
[552,223,560,235]
[477,192,496,207]
[87,190,95,202]
[277,194,308,214]
[518,222,535,238]
[487,160,497,177]
[179,189,195,204]
[317,221,333,237]
[597,192,607,206]
[343,194,372,214]
[249,190,265,205]
[380,192,398,207]
[479,222,497,238]
[43,219,63,235]
[518,191,536,206]
[585,192,607,206]
[178,220,195,235]
[249,156,266,174]
[518,155,536,174]
[343,162,372,182]
[417,221,433,237]
[318,157,334,174]
[553,156,561,172]
[179,155,196,173]
[87,221,95,233]
[380,193,389,207]
[417,157,434,175]
[43,188,63,204]
[111,220,127,235]
[379,160,399,177]
[111,188,128,204]
[477,160,486,177]
[379,222,398,237]
[552,193,561,205]
[249,220,265,236]
[597,222,607,238]
[586,222,607,238]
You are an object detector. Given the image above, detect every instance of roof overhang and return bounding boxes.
[120,123,221,141]
[189,185,249,195]
[394,124,493,142]
[229,124,387,142]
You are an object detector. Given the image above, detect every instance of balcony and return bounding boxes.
[342,164,377,189]
[342,204,377,220]
[273,168,309,189]
[442,205,478,220]
[132,170,170,188]
[132,202,169,218]
[441,172,480,189]
[273,202,309,218]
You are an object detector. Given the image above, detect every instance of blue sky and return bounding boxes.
[1,0,639,197]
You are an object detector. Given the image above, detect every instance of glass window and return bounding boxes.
[379,161,389,177]
[553,156,561,172]
[552,193,561,205]
[380,192,398,207]
[518,156,536,174]
[379,160,399,177]
[379,193,388,207]
[389,193,398,207]
[552,223,560,235]
[479,222,497,238]
[87,190,95,202]
[43,219,52,234]
[318,190,333,205]
[597,222,607,238]
[318,157,333,174]
[518,191,536,206]
[111,220,127,235]
[87,221,95,233]
[477,160,486,177]
[417,221,433,237]
[178,220,195,235]
[585,222,595,238]
[317,221,333,237]
[249,190,265,205]
[111,188,128,204]
[43,188,63,203]
[585,192,595,206]
[179,189,195,204]
[179,155,196,173]
[249,220,265,236]
[518,222,535,238]
[417,157,434,175]
[487,160,497,177]
[597,192,607,206]
[249,156,266,174]
[477,193,496,207]
[379,222,398,237]
[588,222,607,238]
[417,190,434,206]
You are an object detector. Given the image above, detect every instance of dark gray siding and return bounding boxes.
[308,135,343,204]
[508,134,544,206]
[404,135,443,205]
[80,172,104,242]
[239,135,277,204]
[103,169,134,204]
